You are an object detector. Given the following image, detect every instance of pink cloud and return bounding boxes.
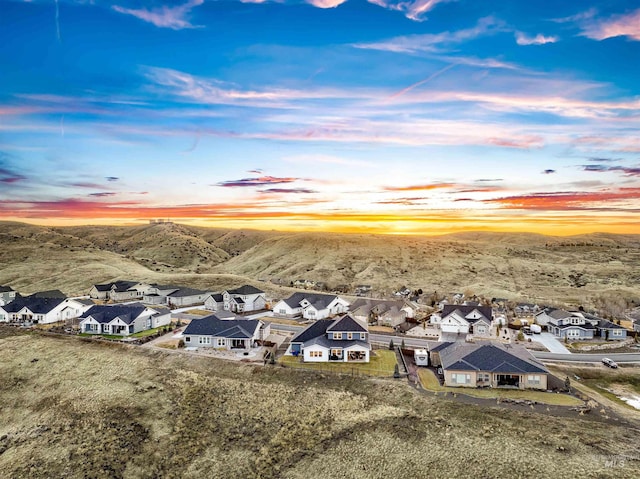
[306,0,347,8]
[112,0,204,30]
[515,32,558,45]
[581,9,640,41]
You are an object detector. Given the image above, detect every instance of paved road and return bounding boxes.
[268,324,640,364]
[532,352,640,363]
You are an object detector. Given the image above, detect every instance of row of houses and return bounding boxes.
[89,280,267,312]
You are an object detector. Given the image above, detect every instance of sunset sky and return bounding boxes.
[1,0,640,235]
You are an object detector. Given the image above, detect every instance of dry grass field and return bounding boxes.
[2,222,640,312]
[1,328,639,479]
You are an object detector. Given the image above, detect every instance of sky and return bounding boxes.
[1,0,640,235]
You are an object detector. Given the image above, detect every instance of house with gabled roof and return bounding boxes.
[0,293,92,325]
[430,341,549,390]
[79,304,170,336]
[288,314,370,362]
[546,309,595,340]
[430,304,493,336]
[182,314,270,350]
[89,280,150,301]
[273,292,349,320]
[223,285,267,313]
[142,284,211,307]
[204,293,225,311]
[0,285,17,306]
[349,298,416,327]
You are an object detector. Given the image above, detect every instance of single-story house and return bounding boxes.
[223,285,267,313]
[204,293,224,311]
[273,292,349,320]
[350,298,416,327]
[79,304,171,336]
[288,314,370,363]
[182,314,270,350]
[431,341,549,390]
[430,304,493,336]
[165,287,211,307]
[0,294,92,324]
[514,303,540,316]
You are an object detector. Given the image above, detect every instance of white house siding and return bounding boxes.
[303,306,330,320]
[110,291,140,302]
[303,344,329,362]
[151,312,171,329]
[205,297,224,311]
[183,335,220,348]
[167,294,209,307]
[272,300,302,317]
[143,295,165,305]
[379,311,406,328]
[89,287,108,300]
[343,344,370,362]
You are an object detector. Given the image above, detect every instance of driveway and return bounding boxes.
[533,332,571,354]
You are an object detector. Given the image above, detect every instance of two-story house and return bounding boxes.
[89,281,151,302]
[288,314,370,362]
[272,292,349,320]
[349,298,416,328]
[546,309,595,340]
[223,285,267,313]
[0,285,17,306]
[430,304,493,336]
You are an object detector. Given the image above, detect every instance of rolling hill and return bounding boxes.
[1,221,639,310]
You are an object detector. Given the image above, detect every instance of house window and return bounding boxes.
[360,333,365,340]
[309,351,323,358]
[451,374,470,384]
[217,338,225,346]
[199,337,211,344]
[612,330,622,336]
[279,309,286,315]
[334,333,342,340]
[185,337,190,342]
[478,373,490,382]
[308,310,315,317]
[347,333,353,340]
[528,375,541,385]
[103,325,110,333]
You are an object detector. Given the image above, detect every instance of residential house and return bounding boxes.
[430,341,549,390]
[534,307,558,328]
[430,304,493,336]
[272,292,349,320]
[514,303,540,316]
[579,312,627,341]
[223,285,267,313]
[355,285,372,296]
[204,293,225,311]
[0,285,16,306]
[546,310,595,340]
[0,294,91,324]
[288,314,370,362]
[182,314,270,350]
[350,298,416,328]
[164,287,211,307]
[29,289,67,299]
[79,304,170,336]
[89,280,150,301]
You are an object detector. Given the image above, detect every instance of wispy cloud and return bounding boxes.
[542,169,556,174]
[487,188,640,210]
[368,0,450,22]
[112,0,204,30]
[384,182,456,192]
[515,32,558,45]
[581,164,640,176]
[580,8,640,41]
[106,176,119,182]
[354,16,504,53]
[216,175,302,187]
[0,167,26,184]
[89,192,117,197]
[260,188,318,194]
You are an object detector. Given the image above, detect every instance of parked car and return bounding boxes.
[602,357,618,369]
[523,326,532,335]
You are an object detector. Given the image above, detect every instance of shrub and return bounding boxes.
[178,339,185,348]
[389,339,395,350]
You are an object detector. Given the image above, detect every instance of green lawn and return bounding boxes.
[279,349,397,377]
[417,369,583,406]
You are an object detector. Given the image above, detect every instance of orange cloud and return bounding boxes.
[384,182,457,192]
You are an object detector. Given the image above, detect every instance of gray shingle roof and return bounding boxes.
[167,287,209,297]
[79,304,149,324]
[326,314,367,333]
[291,319,334,343]
[2,296,65,314]
[283,292,338,309]
[441,304,492,324]
[183,314,260,339]
[226,285,264,295]
[209,293,224,302]
[439,342,547,374]
[29,290,67,299]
